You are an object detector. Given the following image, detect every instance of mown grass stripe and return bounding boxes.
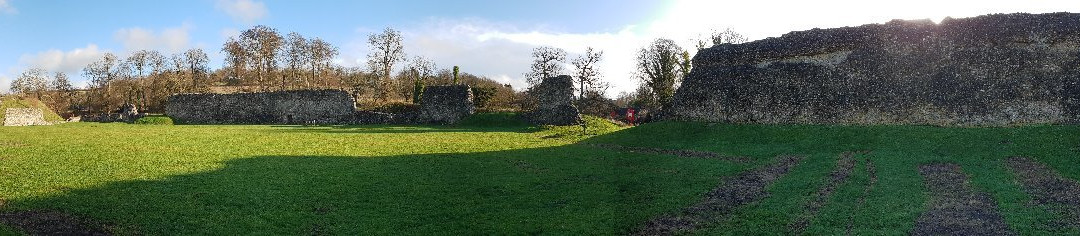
[790,151,858,234]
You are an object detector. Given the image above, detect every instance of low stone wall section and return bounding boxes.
[166,89,356,124]
[3,108,50,126]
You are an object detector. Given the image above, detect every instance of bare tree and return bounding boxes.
[11,68,48,99]
[283,32,309,90]
[222,37,248,86]
[402,56,436,103]
[183,48,210,92]
[524,46,566,86]
[571,47,604,99]
[125,50,160,109]
[83,53,122,112]
[366,27,406,102]
[143,51,169,111]
[636,38,689,110]
[48,72,73,115]
[309,37,338,88]
[239,25,283,91]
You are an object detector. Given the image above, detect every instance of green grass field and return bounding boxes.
[1,114,1079,235]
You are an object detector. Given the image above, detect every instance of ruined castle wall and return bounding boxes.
[3,108,49,126]
[672,13,1080,125]
[416,85,474,124]
[166,89,356,124]
[525,75,581,125]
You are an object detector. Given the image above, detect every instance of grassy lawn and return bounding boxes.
[2,114,1079,234]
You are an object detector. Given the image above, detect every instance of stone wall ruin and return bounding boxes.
[416,85,475,124]
[166,89,356,124]
[525,75,581,125]
[3,108,50,126]
[671,13,1080,125]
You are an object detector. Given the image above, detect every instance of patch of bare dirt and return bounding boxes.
[845,157,876,236]
[0,210,112,235]
[790,152,858,234]
[586,143,749,163]
[632,155,804,235]
[1005,157,1080,228]
[911,163,1015,236]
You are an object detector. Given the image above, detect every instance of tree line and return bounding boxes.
[9,25,746,119]
[8,26,523,116]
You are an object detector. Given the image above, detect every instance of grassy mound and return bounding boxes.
[133,115,174,125]
[537,115,625,138]
[0,96,64,122]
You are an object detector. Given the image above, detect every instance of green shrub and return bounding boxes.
[133,115,174,125]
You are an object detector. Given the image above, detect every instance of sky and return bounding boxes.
[0,0,1078,96]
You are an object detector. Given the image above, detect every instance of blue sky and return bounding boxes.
[1,0,1077,95]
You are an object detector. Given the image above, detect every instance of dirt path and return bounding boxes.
[1005,157,1080,228]
[587,143,749,163]
[911,163,1015,236]
[632,155,804,235]
[845,158,876,236]
[789,152,858,234]
[0,210,112,235]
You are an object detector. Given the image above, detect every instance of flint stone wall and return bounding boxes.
[672,13,1080,125]
[526,75,581,125]
[3,108,49,126]
[166,89,355,124]
[416,85,474,124]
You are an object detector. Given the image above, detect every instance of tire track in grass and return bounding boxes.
[631,155,804,235]
[845,157,876,236]
[789,152,858,234]
[911,163,1015,235]
[1005,157,1080,229]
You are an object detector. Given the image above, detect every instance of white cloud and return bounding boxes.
[114,23,193,54]
[17,44,107,79]
[220,28,240,40]
[216,0,268,24]
[0,74,11,94]
[0,0,16,15]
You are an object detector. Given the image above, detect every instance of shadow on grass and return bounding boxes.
[0,142,745,235]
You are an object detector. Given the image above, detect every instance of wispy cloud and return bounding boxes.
[0,74,11,94]
[215,0,268,24]
[17,44,107,82]
[114,22,194,54]
[0,0,16,15]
